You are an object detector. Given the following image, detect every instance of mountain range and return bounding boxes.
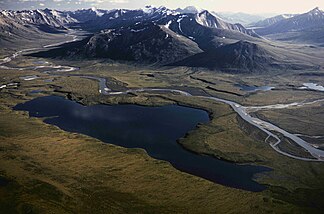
[253,7,324,45]
[251,14,296,28]
[214,12,268,26]
[1,6,323,72]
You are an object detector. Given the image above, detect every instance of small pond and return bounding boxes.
[28,90,43,95]
[235,84,274,92]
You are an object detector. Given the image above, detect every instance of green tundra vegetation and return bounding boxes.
[0,53,324,213]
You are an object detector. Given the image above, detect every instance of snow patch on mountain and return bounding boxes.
[91,7,104,17]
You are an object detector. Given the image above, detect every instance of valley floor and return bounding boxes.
[0,37,324,213]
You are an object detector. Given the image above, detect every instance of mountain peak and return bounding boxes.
[308,7,323,14]
[142,5,155,13]
[90,7,104,17]
[175,6,203,14]
[196,10,216,20]
[140,5,174,16]
[144,5,153,9]
[43,8,51,12]
[198,10,210,15]
[184,6,203,13]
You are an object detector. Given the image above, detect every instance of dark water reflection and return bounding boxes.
[14,96,270,191]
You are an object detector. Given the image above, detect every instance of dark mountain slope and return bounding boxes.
[20,6,321,72]
[161,13,260,51]
[171,41,282,72]
[26,8,262,65]
[79,7,259,39]
[83,23,202,64]
[29,22,202,65]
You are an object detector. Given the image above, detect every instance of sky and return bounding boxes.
[0,0,323,14]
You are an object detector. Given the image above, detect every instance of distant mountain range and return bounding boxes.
[25,6,266,71]
[1,6,323,72]
[175,7,271,27]
[0,9,71,42]
[213,12,268,26]
[251,14,296,28]
[253,7,324,45]
[255,7,324,34]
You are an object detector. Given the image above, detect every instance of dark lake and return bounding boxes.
[14,96,270,192]
[235,84,274,92]
[28,90,43,95]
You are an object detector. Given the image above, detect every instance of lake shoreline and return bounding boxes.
[14,95,270,192]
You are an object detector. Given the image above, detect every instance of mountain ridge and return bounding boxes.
[256,7,324,34]
[2,6,323,72]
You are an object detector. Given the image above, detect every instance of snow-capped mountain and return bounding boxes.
[79,6,194,32]
[79,7,258,38]
[67,7,110,22]
[0,9,76,29]
[23,6,322,72]
[252,14,296,28]
[194,10,257,36]
[29,6,264,69]
[0,8,75,45]
[0,6,258,38]
[256,7,324,35]
[78,6,172,31]
[82,22,203,64]
[0,7,111,34]
[175,6,203,14]
[71,7,261,61]
[0,7,110,46]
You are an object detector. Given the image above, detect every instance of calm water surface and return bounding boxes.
[14,96,270,191]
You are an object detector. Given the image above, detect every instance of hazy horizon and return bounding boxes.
[0,0,323,14]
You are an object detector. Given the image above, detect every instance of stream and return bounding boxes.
[1,31,323,162]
